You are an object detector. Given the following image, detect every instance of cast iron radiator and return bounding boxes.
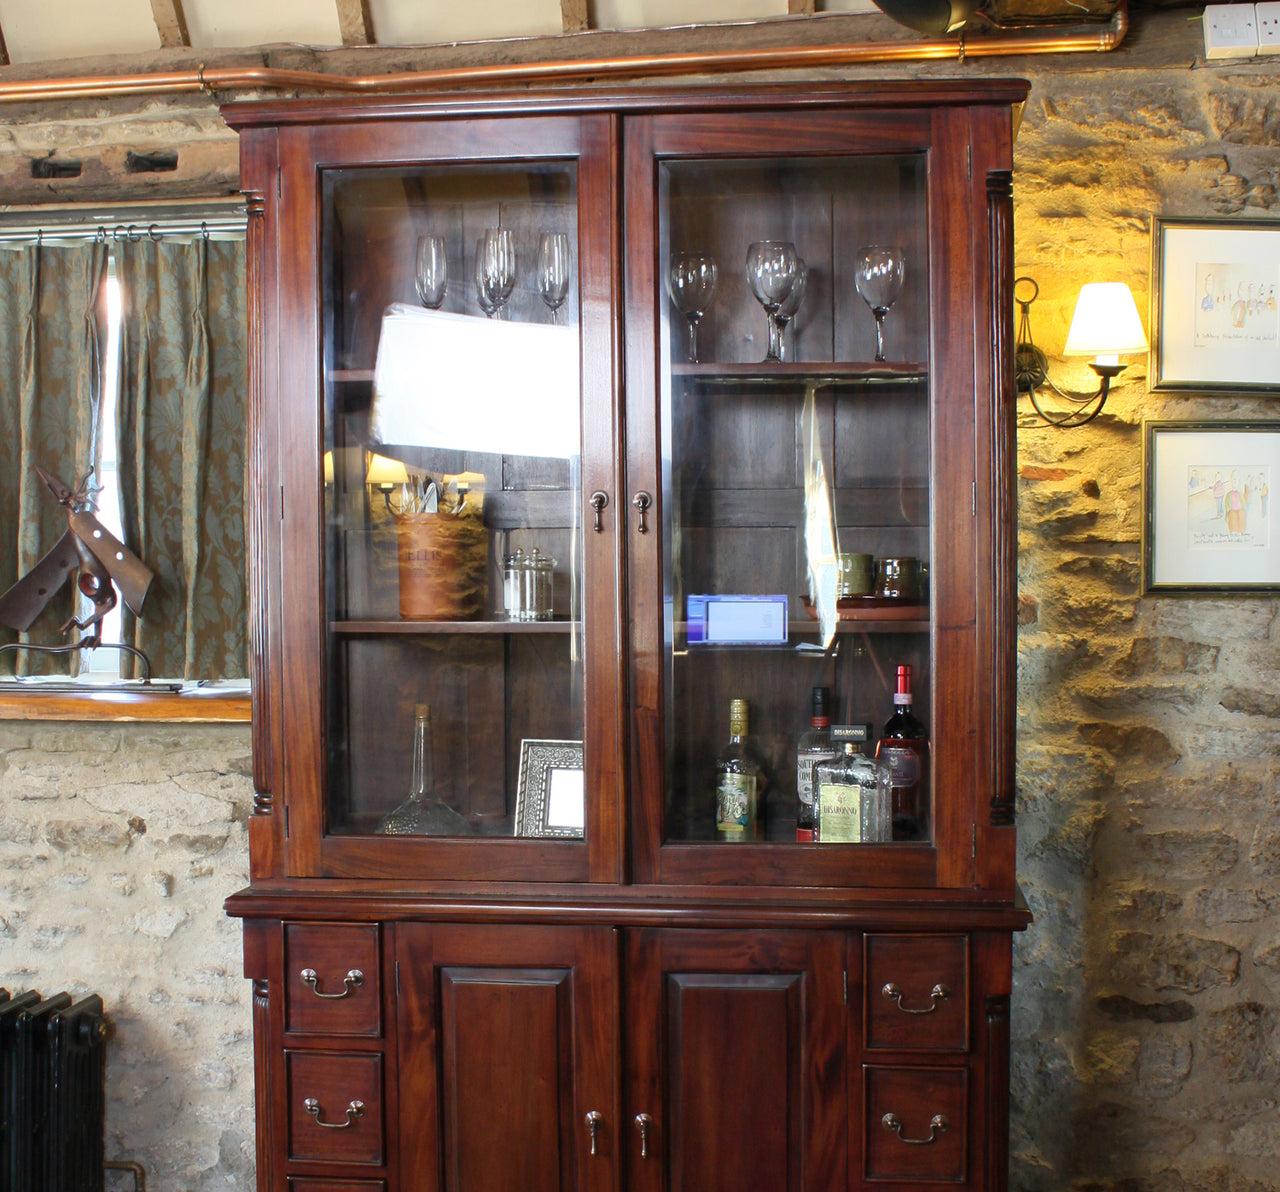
[0,988,107,1192]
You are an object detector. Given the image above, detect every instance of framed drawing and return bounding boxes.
[514,739,585,838]
[1150,216,1280,391]
[1142,420,1280,592]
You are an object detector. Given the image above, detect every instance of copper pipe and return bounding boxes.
[0,4,1128,105]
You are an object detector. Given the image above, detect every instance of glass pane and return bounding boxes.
[322,162,585,840]
[659,154,932,847]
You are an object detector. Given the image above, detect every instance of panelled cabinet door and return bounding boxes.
[273,113,620,883]
[624,928,847,1192]
[395,923,616,1192]
[623,106,1002,889]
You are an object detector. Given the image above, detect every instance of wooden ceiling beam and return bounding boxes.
[0,20,9,67]
[560,0,589,34]
[336,0,375,46]
[788,0,818,13]
[149,0,190,48]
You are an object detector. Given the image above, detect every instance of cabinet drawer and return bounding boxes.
[864,934,968,1051]
[287,1052,384,1165]
[285,924,381,1036]
[863,1065,967,1183]
[289,1183,385,1192]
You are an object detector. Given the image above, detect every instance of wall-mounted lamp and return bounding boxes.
[1015,277,1149,428]
[366,452,410,511]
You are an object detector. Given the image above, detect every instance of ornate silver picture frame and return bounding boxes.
[513,739,585,838]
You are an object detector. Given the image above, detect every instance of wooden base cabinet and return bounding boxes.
[224,74,1031,1192]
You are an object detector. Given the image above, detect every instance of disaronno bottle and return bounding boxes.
[714,698,764,841]
[813,740,885,843]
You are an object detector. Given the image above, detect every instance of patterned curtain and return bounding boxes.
[0,242,108,676]
[116,236,247,680]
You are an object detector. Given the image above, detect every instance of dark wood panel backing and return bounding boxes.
[928,105,980,892]
[625,928,846,1192]
[242,125,286,883]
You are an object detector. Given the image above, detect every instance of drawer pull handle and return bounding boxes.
[882,1112,948,1146]
[304,1097,365,1129]
[300,968,364,999]
[882,981,949,1014]
[635,1112,653,1159]
[586,1110,603,1155]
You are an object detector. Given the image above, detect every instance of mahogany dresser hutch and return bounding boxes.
[224,75,1032,1192]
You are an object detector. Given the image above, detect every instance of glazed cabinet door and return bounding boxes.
[623,105,1008,889]
[270,113,620,883]
[396,923,616,1192]
[624,928,847,1192]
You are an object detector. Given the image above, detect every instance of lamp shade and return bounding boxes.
[1062,282,1149,359]
[366,453,410,487]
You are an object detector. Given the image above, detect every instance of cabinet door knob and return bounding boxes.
[300,967,364,999]
[881,981,949,1014]
[589,491,609,532]
[632,491,651,533]
[881,1112,948,1145]
[634,1112,653,1158]
[585,1109,604,1155]
[304,1097,365,1129]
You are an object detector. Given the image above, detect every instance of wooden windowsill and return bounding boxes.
[0,684,251,723]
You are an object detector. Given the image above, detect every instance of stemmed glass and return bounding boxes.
[855,245,906,362]
[667,252,718,363]
[536,232,572,324]
[477,227,516,319]
[745,241,800,363]
[414,235,448,309]
[775,258,807,363]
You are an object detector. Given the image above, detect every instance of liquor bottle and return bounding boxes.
[714,698,765,841]
[812,740,885,843]
[875,665,929,841]
[379,704,472,836]
[795,686,837,842]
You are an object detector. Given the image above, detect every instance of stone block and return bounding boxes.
[1191,887,1277,926]
[1137,1033,1193,1098]
[1206,1003,1280,1083]
[1110,930,1241,994]
[1079,722,1180,766]
[1115,636,1219,677]
[1127,829,1239,879]
[1096,994,1194,1023]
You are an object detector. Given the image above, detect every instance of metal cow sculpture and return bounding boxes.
[0,466,154,647]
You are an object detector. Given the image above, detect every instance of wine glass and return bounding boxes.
[745,241,800,363]
[536,232,572,324]
[474,238,496,317]
[667,252,718,363]
[775,258,807,363]
[477,227,516,319]
[855,245,906,362]
[414,235,448,309]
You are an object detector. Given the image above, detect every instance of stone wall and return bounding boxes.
[0,9,1276,1192]
[1010,23,1280,1192]
[0,721,255,1189]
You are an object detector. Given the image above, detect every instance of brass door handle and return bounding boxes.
[589,491,608,532]
[304,1097,364,1128]
[881,981,949,1014]
[632,491,651,533]
[300,968,364,999]
[634,1112,653,1158]
[882,1112,948,1146]
[586,1110,604,1156]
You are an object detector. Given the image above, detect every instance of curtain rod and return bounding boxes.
[0,198,247,246]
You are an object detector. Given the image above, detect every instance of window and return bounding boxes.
[0,202,250,720]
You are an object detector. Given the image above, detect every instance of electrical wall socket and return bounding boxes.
[1203,3,1259,58]
[1255,2,1280,53]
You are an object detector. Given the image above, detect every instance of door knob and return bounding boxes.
[585,1109,603,1155]
[634,1112,653,1158]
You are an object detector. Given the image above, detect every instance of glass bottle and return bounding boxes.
[813,740,884,843]
[379,704,472,836]
[795,686,837,842]
[714,698,765,841]
[875,664,929,841]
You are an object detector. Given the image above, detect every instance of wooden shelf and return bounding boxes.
[332,619,579,635]
[672,361,927,391]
